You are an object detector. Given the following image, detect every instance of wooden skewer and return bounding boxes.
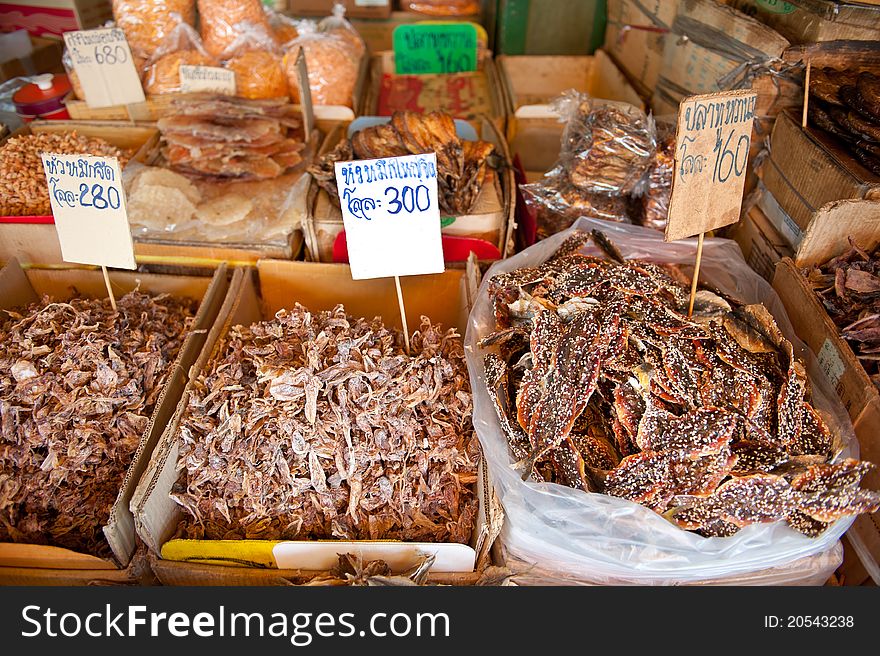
[394,275,410,355]
[802,59,812,129]
[687,232,705,318]
[102,265,118,312]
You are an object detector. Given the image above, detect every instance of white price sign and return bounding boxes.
[334,153,445,280]
[179,65,236,94]
[63,28,145,108]
[41,154,136,270]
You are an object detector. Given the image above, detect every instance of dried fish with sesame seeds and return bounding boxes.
[479,228,880,537]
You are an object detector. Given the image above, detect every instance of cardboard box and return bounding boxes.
[771,198,880,585]
[364,50,507,139]
[727,202,794,281]
[288,0,391,19]
[493,0,605,56]
[0,260,237,583]
[0,0,112,38]
[0,34,63,82]
[604,0,678,100]
[498,50,643,172]
[760,111,880,235]
[727,0,880,43]
[303,116,515,263]
[652,0,792,115]
[132,260,502,585]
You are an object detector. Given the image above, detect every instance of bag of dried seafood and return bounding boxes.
[284,20,360,108]
[142,21,218,96]
[521,91,656,240]
[467,216,878,585]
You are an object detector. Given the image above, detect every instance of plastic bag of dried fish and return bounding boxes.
[520,91,656,240]
[467,216,875,585]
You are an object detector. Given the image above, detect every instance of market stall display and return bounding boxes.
[468,217,875,585]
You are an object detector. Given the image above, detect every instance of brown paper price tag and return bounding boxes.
[665,90,758,243]
[179,66,236,94]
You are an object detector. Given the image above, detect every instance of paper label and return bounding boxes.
[41,154,136,270]
[665,90,758,242]
[355,0,388,6]
[817,338,846,391]
[63,28,145,109]
[334,153,445,280]
[179,65,236,94]
[393,23,478,75]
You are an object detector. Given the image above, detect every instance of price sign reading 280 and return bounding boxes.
[41,153,136,271]
[665,89,758,242]
[334,153,445,281]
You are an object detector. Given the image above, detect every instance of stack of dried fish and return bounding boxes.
[171,304,480,544]
[803,239,880,391]
[309,111,497,216]
[0,292,197,559]
[158,94,306,180]
[480,229,880,537]
[521,92,656,240]
[808,67,880,176]
[638,123,674,232]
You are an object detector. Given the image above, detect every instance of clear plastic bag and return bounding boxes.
[318,3,366,60]
[266,8,301,47]
[112,0,196,58]
[284,20,359,107]
[638,117,675,232]
[520,91,655,240]
[197,0,274,60]
[465,217,860,585]
[216,21,288,100]
[142,21,217,95]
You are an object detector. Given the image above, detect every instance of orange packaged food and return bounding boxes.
[197,0,275,59]
[112,0,196,57]
[226,50,288,99]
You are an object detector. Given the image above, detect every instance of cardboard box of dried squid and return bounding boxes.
[0,259,240,584]
[772,198,880,584]
[132,259,503,586]
[302,114,515,265]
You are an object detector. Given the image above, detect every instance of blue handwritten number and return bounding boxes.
[78,183,93,207]
[385,187,402,214]
[91,184,108,209]
[415,185,430,211]
[108,186,121,209]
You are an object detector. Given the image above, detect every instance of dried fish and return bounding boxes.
[803,240,880,392]
[171,304,480,544]
[481,229,880,537]
[0,291,196,558]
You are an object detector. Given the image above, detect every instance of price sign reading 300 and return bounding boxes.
[334,153,445,280]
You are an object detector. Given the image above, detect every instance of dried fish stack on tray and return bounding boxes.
[808,67,880,176]
[169,304,480,544]
[802,239,880,392]
[309,110,497,217]
[125,94,312,247]
[0,292,197,559]
[467,217,878,585]
[158,95,306,180]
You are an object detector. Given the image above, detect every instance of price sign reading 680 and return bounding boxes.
[665,89,758,242]
[334,153,445,280]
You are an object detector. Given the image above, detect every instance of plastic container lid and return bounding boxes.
[13,74,72,115]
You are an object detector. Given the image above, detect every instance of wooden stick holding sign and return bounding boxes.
[802,59,812,129]
[41,153,138,308]
[334,152,445,353]
[665,89,758,315]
